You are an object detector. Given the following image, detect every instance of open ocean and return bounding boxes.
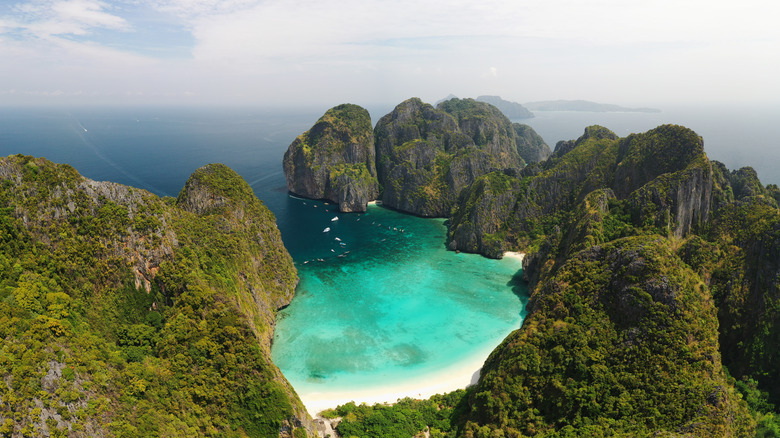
[1,103,778,408]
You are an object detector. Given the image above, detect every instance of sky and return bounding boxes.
[1,0,779,108]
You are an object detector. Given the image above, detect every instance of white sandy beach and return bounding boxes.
[299,344,494,417]
[297,251,527,417]
[502,251,526,263]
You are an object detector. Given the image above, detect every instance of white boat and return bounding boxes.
[331,216,339,221]
[323,227,330,232]
[335,237,341,241]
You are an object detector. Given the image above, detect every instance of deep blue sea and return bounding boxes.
[1,103,778,412]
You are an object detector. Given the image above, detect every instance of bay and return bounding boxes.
[2,103,778,413]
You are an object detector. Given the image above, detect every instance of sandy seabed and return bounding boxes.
[300,252,525,417]
[300,344,488,416]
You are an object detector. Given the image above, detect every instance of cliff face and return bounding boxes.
[513,123,551,163]
[475,95,534,119]
[374,97,537,217]
[451,125,780,436]
[374,97,461,216]
[448,124,713,257]
[691,194,780,405]
[0,156,313,437]
[446,171,525,257]
[466,236,754,437]
[448,125,619,257]
[616,126,713,237]
[282,103,379,212]
[437,98,524,168]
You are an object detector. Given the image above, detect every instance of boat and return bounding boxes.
[331,216,339,221]
[323,227,330,232]
[335,237,341,241]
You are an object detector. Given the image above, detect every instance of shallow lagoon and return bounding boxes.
[271,202,527,412]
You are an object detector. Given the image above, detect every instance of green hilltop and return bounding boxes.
[0,156,314,437]
[5,97,780,437]
[308,116,780,436]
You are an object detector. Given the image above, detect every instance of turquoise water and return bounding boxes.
[3,105,779,403]
[271,202,527,394]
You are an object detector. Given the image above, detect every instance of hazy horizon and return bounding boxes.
[1,0,779,108]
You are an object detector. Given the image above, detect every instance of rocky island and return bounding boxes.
[284,97,551,215]
[284,101,780,437]
[5,96,780,437]
[524,99,661,113]
[283,104,379,212]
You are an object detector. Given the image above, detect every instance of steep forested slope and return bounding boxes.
[0,156,312,437]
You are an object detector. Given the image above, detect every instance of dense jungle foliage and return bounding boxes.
[0,156,309,437]
[330,124,780,437]
[6,104,780,438]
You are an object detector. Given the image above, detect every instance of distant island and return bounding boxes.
[436,94,534,119]
[5,96,780,437]
[524,99,661,113]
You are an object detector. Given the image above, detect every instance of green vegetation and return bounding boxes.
[305,104,373,156]
[9,109,780,438]
[283,103,378,211]
[326,391,468,437]
[0,156,308,437]
[466,236,752,437]
[375,98,535,217]
[443,123,780,436]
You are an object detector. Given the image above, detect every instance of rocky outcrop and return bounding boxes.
[617,126,713,237]
[448,124,714,256]
[475,95,534,119]
[283,104,379,212]
[513,123,551,163]
[447,171,525,257]
[437,98,523,168]
[466,236,754,436]
[374,97,532,217]
[613,124,706,198]
[728,166,767,200]
[448,125,620,257]
[0,156,314,437]
[373,98,461,216]
[177,163,299,337]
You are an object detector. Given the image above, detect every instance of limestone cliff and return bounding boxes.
[0,156,314,437]
[448,124,713,257]
[449,125,620,257]
[688,192,780,406]
[445,171,525,257]
[475,95,534,119]
[513,123,551,163]
[374,97,534,217]
[283,104,379,212]
[466,236,754,436]
[617,125,713,237]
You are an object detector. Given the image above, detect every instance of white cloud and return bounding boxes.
[11,0,129,38]
[1,0,780,105]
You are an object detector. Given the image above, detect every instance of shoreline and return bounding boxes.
[297,252,527,418]
[503,251,525,263]
[297,344,493,417]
